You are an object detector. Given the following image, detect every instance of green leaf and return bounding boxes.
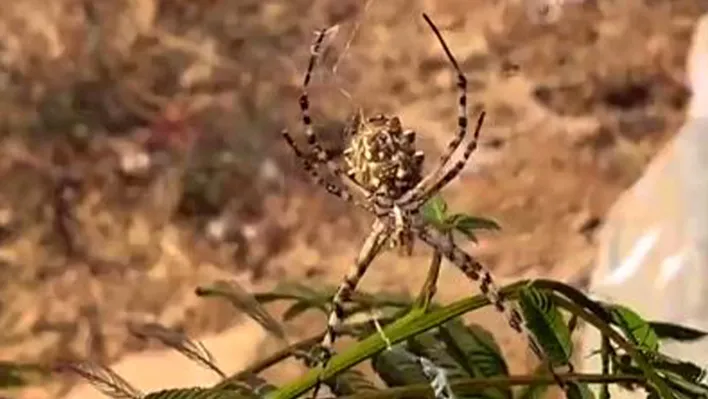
[566,382,595,399]
[372,345,429,385]
[212,371,277,395]
[518,287,573,367]
[448,214,500,243]
[648,321,708,342]
[253,282,331,307]
[451,214,501,233]
[437,321,509,379]
[660,369,708,398]
[327,368,379,396]
[143,387,251,399]
[608,305,659,352]
[410,329,505,399]
[195,280,287,341]
[422,195,449,227]
[456,228,480,243]
[0,361,48,389]
[407,332,471,382]
[282,302,313,322]
[649,353,706,384]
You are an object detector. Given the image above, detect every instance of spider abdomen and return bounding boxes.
[343,114,424,198]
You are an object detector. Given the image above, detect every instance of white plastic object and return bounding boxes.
[579,13,708,396]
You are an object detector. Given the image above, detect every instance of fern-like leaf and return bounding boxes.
[195,280,287,341]
[518,287,573,367]
[143,387,250,399]
[328,368,379,396]
[648,321,708,342]
[606,305,659,352]
[436,321,510,399]
[127,322,225,379]
[55,361,142,399]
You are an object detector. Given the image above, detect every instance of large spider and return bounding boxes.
[282,13,548,397]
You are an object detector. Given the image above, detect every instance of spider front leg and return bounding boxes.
[297,27,371,199]
[414,222,569,389]
[399,13,473,204]
[404,111,485,210]
[310,219,391,399]
[413,222,548,363]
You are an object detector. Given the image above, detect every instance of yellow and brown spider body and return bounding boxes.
[342,113,424,253]
[342,114,423,199]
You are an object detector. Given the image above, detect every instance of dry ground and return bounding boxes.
[1,0,707,397]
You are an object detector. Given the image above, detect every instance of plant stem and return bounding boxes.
[220,320,392,387]
[266,278,676,399]
[329,373,646,399]
[223,335,322,384]
[600,334,611,399]
[267,281,528,399]
[413,248,443,311]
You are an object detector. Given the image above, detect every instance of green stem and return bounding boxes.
[413,248,443,311]
[219,318,399,388]
[331,373,646,399]
[600,334,611,399]
[265,278,676,399]
[267,281,528,399]
[219,335,321,386]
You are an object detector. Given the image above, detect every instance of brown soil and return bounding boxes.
[0,0,706,397]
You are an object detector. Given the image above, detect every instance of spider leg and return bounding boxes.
[413,222,564,383]
[311,219,391,399]
[399,13,471,204]
[405,112,484,209]
[299,27,331,163]
[421,226,569,390]
[282,129,376,213]
[298,27,373,200]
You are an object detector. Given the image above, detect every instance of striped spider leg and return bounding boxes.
[393,14,560,384]
[282,26,373,204]
[281,129,376,214]
[311,219,391,397]
[396,13,474,206]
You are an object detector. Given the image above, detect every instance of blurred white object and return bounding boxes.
[580,13,708,396]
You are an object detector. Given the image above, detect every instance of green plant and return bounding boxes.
[55,196,708,399]
[0,361,49,392]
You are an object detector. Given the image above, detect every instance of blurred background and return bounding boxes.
[1,0,707,398]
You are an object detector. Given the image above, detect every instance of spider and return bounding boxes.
[282,13,550,397]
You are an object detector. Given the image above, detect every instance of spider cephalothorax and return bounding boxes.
[342,113,424,200]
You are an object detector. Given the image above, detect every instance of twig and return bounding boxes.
[330,373,646,399]
[414,246,443,312]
